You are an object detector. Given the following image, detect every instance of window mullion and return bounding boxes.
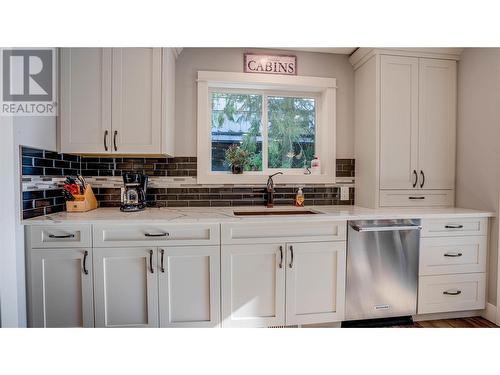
[262,92,269,175]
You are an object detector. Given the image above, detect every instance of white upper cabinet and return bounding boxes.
[418,58,457,190]
[60,48,112,154]
[60,48,176,156]
[379,56,419,189]
[351,48,458,208]
[111,48,162,154]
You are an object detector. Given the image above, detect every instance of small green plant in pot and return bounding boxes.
[225,144,249,174]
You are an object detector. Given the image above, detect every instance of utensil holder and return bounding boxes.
[66,184,98,212]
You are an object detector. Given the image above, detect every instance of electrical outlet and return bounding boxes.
[340,186,349,201]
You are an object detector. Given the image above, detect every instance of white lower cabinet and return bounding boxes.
[222,243,286,328]
[286,242,346,325]
[93,247,159,328]
[221,241,346,327]
[29,248,94,328]
[418,273,486,314]
[159,246,220,327]
[417,217,488,315]
[419,236,487,276]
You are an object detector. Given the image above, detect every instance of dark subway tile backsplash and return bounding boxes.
[78,156,198,178]
[22,188,66,220]
[90,185,354,209]
[21,147,82,177]
[20,146,355,219]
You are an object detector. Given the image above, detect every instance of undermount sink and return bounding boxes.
[233,209,320,216]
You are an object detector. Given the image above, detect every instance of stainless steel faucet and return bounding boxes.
[266,172,283,208]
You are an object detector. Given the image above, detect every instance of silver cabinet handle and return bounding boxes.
[445,225,464,229]
[412,170,418,188]
[113,130,118,151]
[48,234,75,239]
[278,246,283,269]
[444,252,463,257]
[420,170,425,188]
[351,224,422,232]
[443,290,461,296]
[104,130,109,151]
[289,245,294,268]
[149,250,154,274]
[83,250,89,275]
[145,232,169,237]
[160,249,165,273]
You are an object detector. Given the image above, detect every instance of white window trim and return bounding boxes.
[197,71,336,184]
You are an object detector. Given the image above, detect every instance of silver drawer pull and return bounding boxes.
[445,224,464,229]
[144,232,169,237]
[48,234,75,239]
[443,290,462,296]
[444,252,463,257]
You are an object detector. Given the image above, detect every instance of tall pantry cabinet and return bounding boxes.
[350,48,459,208]
[59,48,177,156]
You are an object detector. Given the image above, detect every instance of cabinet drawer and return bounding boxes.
[28,225,92,248]
[420,236,487,275]
[93,223,220,247]
[417,273,486,314]
[221,220,346,244]
[421,217,488,237]
[379,190,453,207]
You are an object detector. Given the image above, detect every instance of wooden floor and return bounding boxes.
[399,316,497,328]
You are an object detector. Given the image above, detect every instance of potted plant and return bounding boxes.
[225,144,249,174]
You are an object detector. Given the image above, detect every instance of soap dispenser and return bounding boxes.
[294,186,305,207]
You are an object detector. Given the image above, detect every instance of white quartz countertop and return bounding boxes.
[22,205,494,225]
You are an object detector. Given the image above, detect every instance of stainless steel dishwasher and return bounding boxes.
[345,219,421,322]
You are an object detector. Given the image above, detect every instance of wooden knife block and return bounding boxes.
[66,184,98,212]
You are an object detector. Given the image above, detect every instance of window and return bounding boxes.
[198,71,336,184]
[211,92,263,172]
[267,95,316,170]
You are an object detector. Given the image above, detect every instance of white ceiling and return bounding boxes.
[285,48,357,55]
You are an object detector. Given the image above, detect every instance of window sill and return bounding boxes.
[196,173,336,185]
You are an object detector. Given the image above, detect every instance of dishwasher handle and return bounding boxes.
[350,224,422,232]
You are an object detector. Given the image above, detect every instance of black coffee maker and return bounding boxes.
[120,173,148,212]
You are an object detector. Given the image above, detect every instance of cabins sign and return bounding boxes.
[244,54,297,75]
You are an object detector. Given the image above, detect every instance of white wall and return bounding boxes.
[0,115,57,328]
[456,48,500,307]
[175,48,354,158]
[0,47,58,326]
[0,116,19,327]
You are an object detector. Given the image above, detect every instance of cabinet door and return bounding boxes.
[158,246,220,327]
[111,48,162,154]
[221,243,285,327]
[285,241,346,325]
[418,58,457,190]
[379,55,419,189]
[161,48,176,156]
[93,247,158,327]
[30,248,94,327]
[60,48,112,154]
